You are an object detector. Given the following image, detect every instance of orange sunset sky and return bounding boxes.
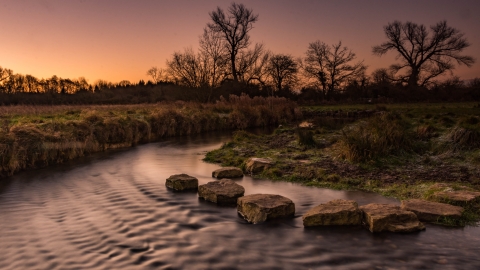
[1,0,479,84]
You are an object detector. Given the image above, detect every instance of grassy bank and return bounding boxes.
[0,95,301,178]
[205,102,480,225]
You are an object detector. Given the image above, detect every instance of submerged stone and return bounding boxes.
[360,203,425,233]
[212,167,243,178]
[302,199,362,227]
[237,194,295,224]
[165,174,198,191]
[245,157,274,174]
[401,199,463,222]
[198,179,245,205]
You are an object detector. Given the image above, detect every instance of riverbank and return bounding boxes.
[0,95,301,178]
[205,102,480,225]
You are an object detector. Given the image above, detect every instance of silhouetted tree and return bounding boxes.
[235,43,270,86]
[207,2,258,82]
[371,68,394,85]
[117,80,132,87]
[373,20,475,87]
[146,67,166,83]
[199,28,229,87]
[167,48,206,88]
[467,78,480,89]
[266,54,298,92]
[303,41,366,99]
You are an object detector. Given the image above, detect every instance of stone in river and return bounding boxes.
[433,191,480,206]
[198,179,245,205]
[165,174,198,191]
[359,203,425,233]
[212,167,243,178]
[237,194,295,224]
[245,157,274,174]
[302,199,362,227]
[401,199,463,223]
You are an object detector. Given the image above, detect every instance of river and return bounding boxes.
[0,131,479,269]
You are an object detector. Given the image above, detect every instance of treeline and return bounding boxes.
[0,3,478,104]
[1,70,480,105]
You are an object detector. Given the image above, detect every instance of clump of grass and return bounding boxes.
[440,116,455,127]
[338,112,412,162]
[445,117,480,151]
[296,128,316,147]
[416,124,437,140]
[262,167,283,178]
[326,174,341,183]
[447,127,480,150]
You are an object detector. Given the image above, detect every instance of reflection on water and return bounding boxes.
[0,131,479,269]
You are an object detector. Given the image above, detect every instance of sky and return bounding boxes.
[0,0,479,84]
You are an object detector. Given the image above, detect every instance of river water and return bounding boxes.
[0,132,479,270]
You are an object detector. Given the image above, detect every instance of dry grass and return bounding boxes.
[337,112,412,162]
[0,95,300,178]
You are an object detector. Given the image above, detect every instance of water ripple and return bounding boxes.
[0,133,479,269]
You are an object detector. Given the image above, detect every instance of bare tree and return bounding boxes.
[199,28,229,87]
[167,48,206,88]
[303,41,366,99]
[235,43,270,85]
[373,20,475,87]
[207,2,258,82]
[371,68,398,86]
[146,66,166,84]
[266,54,298,92]
[0,67,13,93]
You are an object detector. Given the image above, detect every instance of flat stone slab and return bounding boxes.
[198,179,245,205]
[302,199,362,227]
[433,191,480,206]
[401,199,463,222]
[165,174,198,191]
[212,167,243,178]
[359,203,425,233]
[245,157,274,174]
[237,194,295,224]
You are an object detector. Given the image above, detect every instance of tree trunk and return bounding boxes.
[408,68,419,87]
[231,53,238,82]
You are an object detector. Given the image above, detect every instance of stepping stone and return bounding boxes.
[165,174,198,191]
[401,199,463,222]
[198,179,245,206]
[302,199,362,227]
[245,157,273,174]
[245,157,274,174]
[237,194,295,224]
[212,167,243,178]
[433,191,480,206]
[359,203,425,233]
